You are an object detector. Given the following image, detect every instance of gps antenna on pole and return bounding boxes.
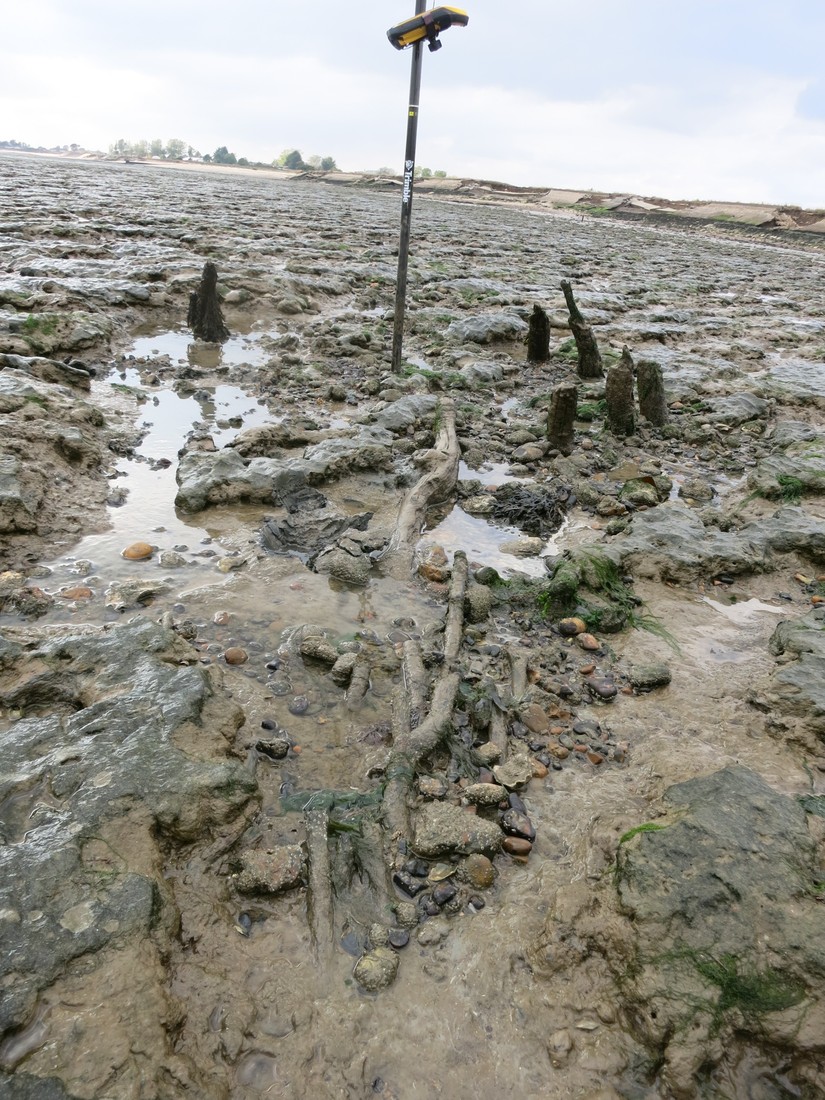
[387,6,469,372]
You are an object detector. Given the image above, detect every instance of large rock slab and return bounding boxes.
[176,426,394,512]
[0,455,38,533]
[611,503,825,581]
[612,767,825,1095]
[609,503,763,581]
[747,437,825,499]
[538,767,825,1098]
[446,312,528,345]
[0,618,255,1049]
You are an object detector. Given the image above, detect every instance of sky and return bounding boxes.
[2,0,825,206]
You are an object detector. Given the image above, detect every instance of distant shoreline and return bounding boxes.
[3,147,824,236]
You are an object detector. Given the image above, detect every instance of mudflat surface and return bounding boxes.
[1,153,825,1100]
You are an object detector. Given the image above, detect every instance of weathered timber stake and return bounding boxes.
[605,346,636,436]
[546,381,578,456]
[187,260,229,342]
[305,808,334,962]
[527,304,550,362]
[384,397,460,578]
[637,359,669,426]
[560,279,603,379]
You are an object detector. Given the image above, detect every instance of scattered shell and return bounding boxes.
[428,863,456,882]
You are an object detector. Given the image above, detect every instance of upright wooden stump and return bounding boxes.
[546,381,578,455]
[606,347,636,436]
[561,279,603,379]
[527,304,550,363]
[637,359,669,426]
[187,261,229,342]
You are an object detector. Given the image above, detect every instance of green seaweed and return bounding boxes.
[693,953,805,1024]
[619,822,666,845]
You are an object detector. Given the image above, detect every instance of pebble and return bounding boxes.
[393,871,427,897]
[508,792,527,814]
[288,695,310,715]
[589,679,618,700]
[531,759,549,778]
[121,541,154,560]
[558,617,587,636]
[431,882,457,906]
[224,647,248,665]
[388,928,410,949]
[467,895,485,911]
[502,837,532,856]
[59,586,93,599]
[464,782,507,806]
[213,611,231,625]
[501,809,536,842]
[255,738,290,760]
[463,854,495,889]
[587,751,605,765]
[577,633,601,651]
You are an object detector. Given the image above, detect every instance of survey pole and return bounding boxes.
[391,0,426,373]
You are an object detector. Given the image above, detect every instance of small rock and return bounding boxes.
[502,836,533,856]
[577,633,601,651]
[493,755,534,791]
[589,679,618,700]
[121,541,154,561]
[393,871,427,897]
[628,662,672,690]
[473,742,502,766]
[224,647,248,665]
[520,703,550,734]
[255,738,290,760]
[558,617,587,636]
[500,809,536,842]
[236,846,305,894]
[388,928,410,949]
[500,536,544,557]
[288,695,310,715]
[353,947,399,992]
[299,636,338,665]
[431,882,457,906]
[464,782,506,807]
[59,586,93,600]
[463,854,495,889]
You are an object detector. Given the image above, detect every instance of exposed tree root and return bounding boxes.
[382,553,468,862]
[382,398,460,579]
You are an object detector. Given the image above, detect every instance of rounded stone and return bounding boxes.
[60,586,93,599]
[121,541,153,561]
[463,854,495,889]
[353,947,399,992]
[502,836,533,856]
[577,633,601,651]
[558,617,587,636]
[224,647,248,665]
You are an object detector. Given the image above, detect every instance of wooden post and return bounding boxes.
[187,261,229,343]
[606,346,636,436]
[561,280,602,379]
[637,359,669,426]
[546,381,578,455]
[527,304,550,362]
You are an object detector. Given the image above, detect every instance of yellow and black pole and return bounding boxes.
[387,6,469,372]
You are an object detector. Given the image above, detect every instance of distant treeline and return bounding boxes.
[108,138,338,172]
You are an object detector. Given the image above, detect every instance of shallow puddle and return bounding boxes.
[419,504,563,577]
[130,326,273,369]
